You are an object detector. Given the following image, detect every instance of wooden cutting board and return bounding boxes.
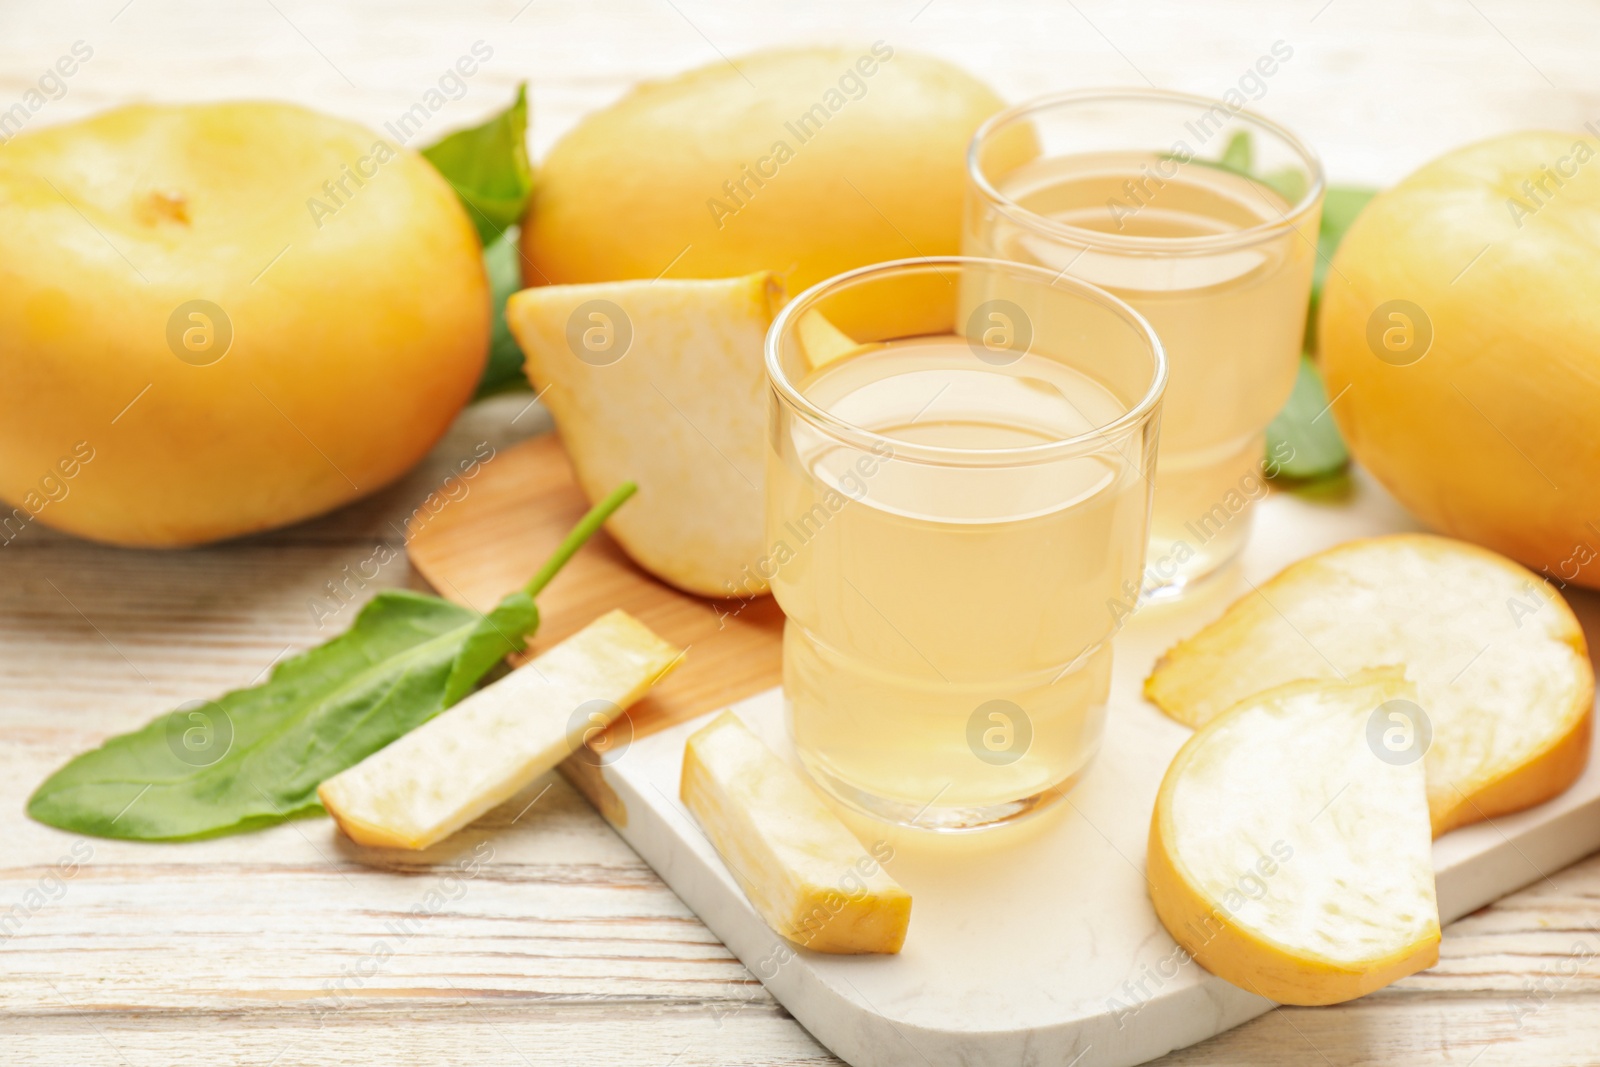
[405,433,784,817]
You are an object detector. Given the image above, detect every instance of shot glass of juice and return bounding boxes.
[965,90,1324,598]
[764,257,1165,830]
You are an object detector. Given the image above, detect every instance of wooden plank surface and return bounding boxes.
[6,2,1600,1065]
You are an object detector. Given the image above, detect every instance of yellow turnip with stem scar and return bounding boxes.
[0,101,489,546]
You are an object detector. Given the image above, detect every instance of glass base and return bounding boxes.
[1140,540,1244,603]
[1141,505,1254,602]
[798,756,1086,833]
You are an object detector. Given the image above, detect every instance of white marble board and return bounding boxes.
[583,471,1600,1067]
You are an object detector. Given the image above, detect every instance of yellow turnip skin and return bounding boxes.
[1320,130,1600,588]
[520,46,1003,308]
[0,102,488,546]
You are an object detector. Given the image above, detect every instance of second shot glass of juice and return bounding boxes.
[965,89,1324,598]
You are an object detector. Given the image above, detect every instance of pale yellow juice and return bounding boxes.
[766,336,1150,825]
[969,150,1314,591]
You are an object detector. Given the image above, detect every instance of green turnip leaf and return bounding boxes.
[28,483,634,841]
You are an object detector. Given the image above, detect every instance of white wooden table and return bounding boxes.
[5,2,1600,1063]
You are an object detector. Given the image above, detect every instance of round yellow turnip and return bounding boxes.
[0,101,489,546]
[1320,130,1600,588]
[520,44,1003,321]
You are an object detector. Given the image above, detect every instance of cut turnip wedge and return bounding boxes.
[681,711,911,954]
[1146,534,1594,834]
[796,308,880,370]
[319,610,682,850]
[505,273,782,598]
[1148,671,1440,1006]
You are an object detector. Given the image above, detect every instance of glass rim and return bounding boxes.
[967,87,1327,255]
[764,255,1167,466]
